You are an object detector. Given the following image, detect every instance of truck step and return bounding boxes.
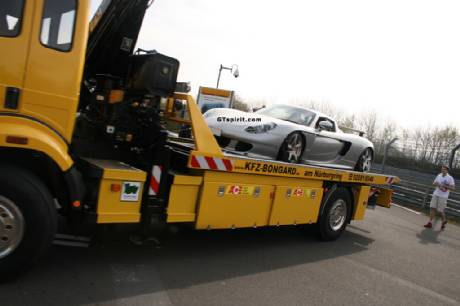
[53,233,91,248]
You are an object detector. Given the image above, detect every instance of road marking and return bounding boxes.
[343,258,459,305]
[392,203,421,215]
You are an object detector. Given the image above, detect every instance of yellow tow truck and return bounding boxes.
[0,0,398,280]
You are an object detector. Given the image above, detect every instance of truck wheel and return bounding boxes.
[317,188,351,241]
[0,165,57,281]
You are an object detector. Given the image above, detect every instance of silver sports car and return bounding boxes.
[204,104,374,172]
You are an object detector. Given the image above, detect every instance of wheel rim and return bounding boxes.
[286,134,303,162]
[328,199,347,231]
[361,150,372,172]
[0,196,25,259]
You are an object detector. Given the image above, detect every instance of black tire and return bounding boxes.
[278,132,305,163]
[354,148,373,172]
[0,164,57,281]
[317,187,352,241]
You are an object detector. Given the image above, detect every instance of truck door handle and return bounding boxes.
[4,87,20,110]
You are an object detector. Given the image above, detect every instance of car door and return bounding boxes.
[303,116,346,163]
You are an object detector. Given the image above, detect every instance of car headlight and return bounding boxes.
[244,123,277,134]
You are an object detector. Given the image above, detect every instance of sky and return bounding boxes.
[92,0,460,130]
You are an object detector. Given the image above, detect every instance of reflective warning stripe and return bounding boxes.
[149,165,162,195]
[190,155,234,171]
[369,188,378,198]
[385,177,394,184]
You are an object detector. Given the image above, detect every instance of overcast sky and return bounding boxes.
[93,0,460,130]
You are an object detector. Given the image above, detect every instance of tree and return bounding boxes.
[232,95,251,112]
[357,110,378,143]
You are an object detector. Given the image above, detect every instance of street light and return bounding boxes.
[216,64,239,88]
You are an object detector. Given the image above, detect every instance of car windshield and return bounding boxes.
[256,105,316,126]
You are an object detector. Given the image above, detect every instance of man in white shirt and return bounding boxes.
[424,165,455,230]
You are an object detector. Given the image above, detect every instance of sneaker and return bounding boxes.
[424,222,432,228]
[441,221,447,231]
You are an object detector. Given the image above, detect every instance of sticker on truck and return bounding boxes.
[121,182,141,202]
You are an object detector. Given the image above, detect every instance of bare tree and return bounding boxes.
[357,111,378,143]
[232,95,251,112]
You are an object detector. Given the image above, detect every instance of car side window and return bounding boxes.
[40,0,77,52]
[316,117,336,132]
[0,1,25,37]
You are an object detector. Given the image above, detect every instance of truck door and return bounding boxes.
[0,1,30,112]
[21,0,89,141]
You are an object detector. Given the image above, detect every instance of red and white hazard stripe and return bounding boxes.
[368,188,379,198]
[385,177,395,184]
[149,165,162,196]
[190,155,234,171]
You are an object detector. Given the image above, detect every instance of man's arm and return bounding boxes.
[446,178,455,191]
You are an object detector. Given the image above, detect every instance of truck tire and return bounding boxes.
[0,164,57,281]
[317,187,351,241]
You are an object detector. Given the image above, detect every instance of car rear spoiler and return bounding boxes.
[339,126,365,137]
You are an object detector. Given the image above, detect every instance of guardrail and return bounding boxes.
[392,180,460,217]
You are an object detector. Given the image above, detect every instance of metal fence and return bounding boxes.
[392,180,460,218]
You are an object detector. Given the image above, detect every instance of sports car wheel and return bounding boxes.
[355,148,373,172]
[278,132,305,163]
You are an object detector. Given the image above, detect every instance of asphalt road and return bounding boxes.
[2,205,460,306]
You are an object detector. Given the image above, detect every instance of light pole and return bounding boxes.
[216,64,239,88]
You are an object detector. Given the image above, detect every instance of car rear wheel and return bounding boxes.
[0,164,57,282]
[278,132,305,163]
[354,148,373,172]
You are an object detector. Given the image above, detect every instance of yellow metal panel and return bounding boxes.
[96,179,144,224]
[174,93,223,156]
[376,187,393,208]
[103,168,146,181]
[167,184,200,223]
[0,116,72,170]
[352,185,371,220]
[86,159,146,224]
[199,87,232,97]
[82,158,147,181]
[21,0,90,141]
[0,0,35,112]
[167,174,202,223]
[173,175,203,185]
[269,186,323,226]
[196,182,274,229]
[203,171,323,187]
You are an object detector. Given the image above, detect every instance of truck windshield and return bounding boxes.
[89,0,111,32]
[0,0,24,37]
